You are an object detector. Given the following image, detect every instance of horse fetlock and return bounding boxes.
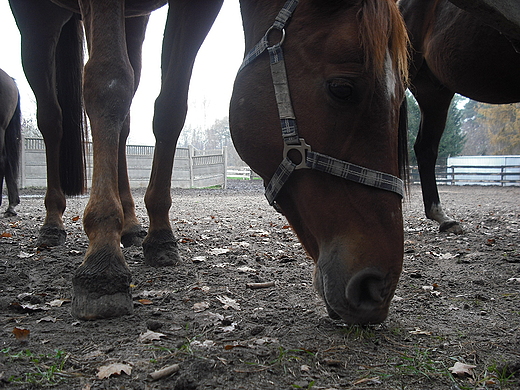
[121,224,147,248]
[72,247,132,320]
[143,229,181,267]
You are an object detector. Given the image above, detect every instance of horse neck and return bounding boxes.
[239,0,288,50]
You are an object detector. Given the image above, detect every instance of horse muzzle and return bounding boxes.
[314,248,400,325]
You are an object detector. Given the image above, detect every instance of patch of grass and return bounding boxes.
[1,348,69,386]
[269,346,315,366]
[474,361,518,388]
[339,325,377,340]
[244,346,316,375]
[291,380,315,389]
[395,347,446,379]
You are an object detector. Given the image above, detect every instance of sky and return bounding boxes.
[0,1,244,145]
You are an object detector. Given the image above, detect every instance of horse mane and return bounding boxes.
[358,0,410,185]
[358,0,409,84]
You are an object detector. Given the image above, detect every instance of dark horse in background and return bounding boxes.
[399,0,520,234]
[10,0,409,325]
[0,68,21,217]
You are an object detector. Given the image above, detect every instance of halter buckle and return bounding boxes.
[284,138,311,170]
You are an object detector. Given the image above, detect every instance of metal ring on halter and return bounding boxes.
[283,138,311,170]
[266,26,286,48]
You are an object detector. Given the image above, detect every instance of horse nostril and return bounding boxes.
[345,269,386,308]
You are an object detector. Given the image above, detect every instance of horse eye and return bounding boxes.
[327,79,354,101]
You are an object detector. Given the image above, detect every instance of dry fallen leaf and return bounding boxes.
[1,232,12,238]
[192,256,206,263]
[138,299,153,305]
[139,330,166,343]
[37,316,57,323]
[193,301,210,313]
[208,248,230,255]
[237,266,256,272]
[216,295,240,310]
[12,327,30,340]
[47,298,70,307]
[409,327,432,335]
[18,251,34,259]
[448,362,476,377]
[11,302,50,312]
[97,363,132,379]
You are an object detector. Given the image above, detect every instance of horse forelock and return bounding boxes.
[357,0,410,185]
[358,0,409,85]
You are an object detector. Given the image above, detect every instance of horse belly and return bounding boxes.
[50,0,167,16]
[0,70,18,129]
[426,13,520,104]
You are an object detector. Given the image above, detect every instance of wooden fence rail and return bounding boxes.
[18,138,519,188]
[20,137,227,189]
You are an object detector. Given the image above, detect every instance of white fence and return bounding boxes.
[446,155,520,186]
[20,138,227,189]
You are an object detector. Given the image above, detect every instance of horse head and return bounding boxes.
[230,0,409,324]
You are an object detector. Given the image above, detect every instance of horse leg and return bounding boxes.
[9,0,74,245]
[119,116,147,247]
[72,0,135,319]
[143,0,223,266]
[4,159,20,217]
[412,68,463,234]
[120,15,149,248]
[0,132,5,215]
[4,95,22,218]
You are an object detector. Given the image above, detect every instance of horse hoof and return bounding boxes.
[3,209,17,217]
[143,229,181,267]
[121,225,147,248]
[439,220,463,234]
[71,248,133,320]
[37,225,67,247]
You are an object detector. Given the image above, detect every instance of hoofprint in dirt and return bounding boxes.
[0,182,518,389]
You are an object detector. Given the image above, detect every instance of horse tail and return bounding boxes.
[4,93,22,188]
[55,13,86,195]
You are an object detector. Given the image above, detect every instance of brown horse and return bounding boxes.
[10,0,409,325]
[399,0,520,233]
[0,68,21,217]
[448,0,520,40]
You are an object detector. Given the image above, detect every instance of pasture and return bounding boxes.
[0,182,519,389]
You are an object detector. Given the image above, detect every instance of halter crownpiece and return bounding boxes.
[238,0,404,207]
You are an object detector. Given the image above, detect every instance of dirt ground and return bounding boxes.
[0,182,519,390]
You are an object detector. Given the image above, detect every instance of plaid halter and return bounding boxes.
[238,0,404,207]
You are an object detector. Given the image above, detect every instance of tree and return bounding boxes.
[473,102,520,155]
[460,99,491,155]
[178,116,245,167]
[406,91,467,165]
[22,117,41,138]
[204,117,230,150]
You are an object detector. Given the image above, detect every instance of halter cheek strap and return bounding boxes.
[238,0,404,207]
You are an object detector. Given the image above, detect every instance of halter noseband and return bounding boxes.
[237,0,404,208]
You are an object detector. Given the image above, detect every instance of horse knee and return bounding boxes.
[83,62,134,124]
